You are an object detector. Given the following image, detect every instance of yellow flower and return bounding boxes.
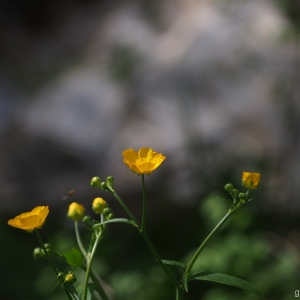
[92,197,107,214]
[242,172,260,189]
[8,206,49,232]
[67,202,85,221]
[122,147,166,175]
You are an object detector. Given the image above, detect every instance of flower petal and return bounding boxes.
[20,215,40,231]
[8,218,24,229]
[137,162,157,174]
[122,149,138,164]
[138,148,156,161]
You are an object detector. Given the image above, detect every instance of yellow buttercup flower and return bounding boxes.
[67,202,85,221]
[8,206,49,232]
[92,197,107,214]
[242,172,260,189]
[122,147,166,175]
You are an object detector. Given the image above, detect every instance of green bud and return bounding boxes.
[102,207,111,215]
[106,176,114,188]
[224,183,233,192]
[57,272,65,280]
[82,216,92,224]
[90,177,101,187]
[238,193,246,200]
[232,189,239,197]
[44,243,51,250]
[101,182,108,191]
[33,247,45,259]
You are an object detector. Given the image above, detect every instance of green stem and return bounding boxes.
[75,221,87,256]
[176,287,184,300]
[80,266,109,300]
[82,229,104,300]
[111,190,139,226]
[184,209,235,277]
[34,229,73,300]
[110,186,182,293]
[34,229,59,276]
[141,174,146,232]
[141,230,181,290]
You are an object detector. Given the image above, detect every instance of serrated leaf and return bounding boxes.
[162,260,187,270]
[61,248,83,267]
[191,272,265,299]
[92,218,138,229]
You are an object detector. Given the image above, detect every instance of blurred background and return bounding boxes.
[1,0,300,299]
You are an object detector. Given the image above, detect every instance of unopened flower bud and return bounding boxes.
[82,216,92,224]
[44,243,51,250]
[64,271,76,284]
[238,193,246,200]
[242,172,260,189]
[106,176,114,188]
[232,189,239,197]
[90,177,101,187]
[102,207,111,216]
[92,197,107,214]
[67,202,85,221]
[224,183,233,192]
[33,247,45,259]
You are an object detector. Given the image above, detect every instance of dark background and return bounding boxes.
[1,0,300,299]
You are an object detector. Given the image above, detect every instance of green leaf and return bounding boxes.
[182,274,189,293]
[162,260,187,271]
[61,248,83,267]
[65,284,81,300]
[76,283,95,300]
[92,218,138,229]
[191,272,265,299]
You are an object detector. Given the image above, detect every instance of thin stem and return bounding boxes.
[111,187,181,292]
[141,174,146,232]
[80,266,109,300]
[82,229,104,300]
[184,209,234,277]
[141,230,181,290]
[176,287,184,300]
[34,229,59,276]
[75,221,87,256]
[111,190,140,226]
[35,229,73,300]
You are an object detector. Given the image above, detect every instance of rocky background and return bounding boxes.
[1,0,300,299]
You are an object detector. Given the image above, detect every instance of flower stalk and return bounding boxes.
[82,226,107,300]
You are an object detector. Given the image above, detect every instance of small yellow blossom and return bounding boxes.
[65,272,76,284]
[242,172,260,189]
[8,206,49,232]
[122,147,166,175]
[67,202,85,221]
[92,197,107,214]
